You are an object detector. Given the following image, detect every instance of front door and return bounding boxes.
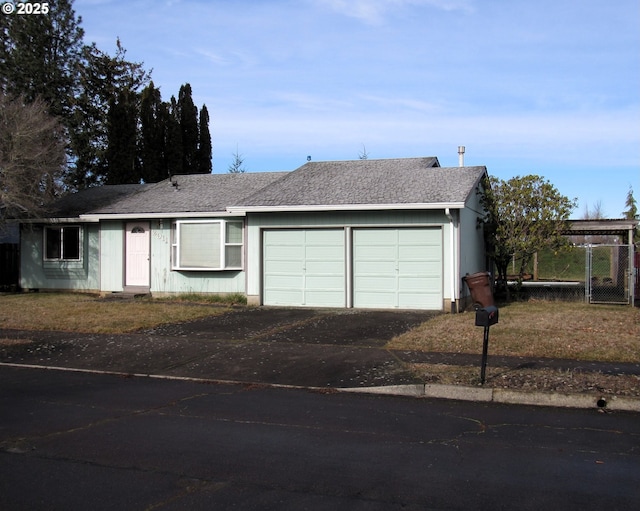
[125,222,150,288]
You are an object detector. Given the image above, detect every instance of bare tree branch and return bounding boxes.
[0,94,65,228]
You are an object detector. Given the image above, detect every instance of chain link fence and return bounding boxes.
[588,245,631,304]
[513,244,635,304]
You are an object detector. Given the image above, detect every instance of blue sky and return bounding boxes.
[76,0,639,219]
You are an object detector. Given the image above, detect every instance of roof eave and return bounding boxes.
[80,211,245,221]
[19,217,96,224]
[227,202,466,214]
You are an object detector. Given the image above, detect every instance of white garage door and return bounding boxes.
[263,229,345,307]
[353,227,442,309]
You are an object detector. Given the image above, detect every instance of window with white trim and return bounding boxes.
[44,226,81,261]
[171,220,243,270]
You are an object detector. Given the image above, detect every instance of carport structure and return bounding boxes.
[518,219,638,305]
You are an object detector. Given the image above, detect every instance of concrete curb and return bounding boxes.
[343,384,640,412]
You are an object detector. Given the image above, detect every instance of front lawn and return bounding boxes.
[388,301,640,363]
[0,292,230,334]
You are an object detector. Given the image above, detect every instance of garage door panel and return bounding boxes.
[398,228,440,242]
[267,230,304,244]
[305,291,345,307]
[399,276,441,290]
[398,246,437,258]
[266,289,304,305]
[306,260,344,273]
[400,261,429,273]
[355,260,397,275]
[399,293,440,309]
[266,245,304,257]
[356,229,394,242]
[264,259,304,273]
[306,275,344,288]
[355,291,396,308]
[264,272,302,285]
[357,246,397,260]
[355,275,396,287]
[399,277,429,290]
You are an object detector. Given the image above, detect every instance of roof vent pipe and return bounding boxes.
[458,146,465,167]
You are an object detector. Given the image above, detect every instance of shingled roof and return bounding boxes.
[85,172,288,215]
[40,157,487,219]
[233,158,486,210]
[44,184,147,218]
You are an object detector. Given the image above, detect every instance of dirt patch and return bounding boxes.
[410,363,640,398]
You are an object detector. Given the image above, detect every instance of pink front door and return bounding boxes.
[125,222,150,287]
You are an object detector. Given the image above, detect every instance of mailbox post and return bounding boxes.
[464,272,498,385]
[475,305,499,384]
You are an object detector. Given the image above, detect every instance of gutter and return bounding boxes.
[228,202,465,214]
[79,211,245,222]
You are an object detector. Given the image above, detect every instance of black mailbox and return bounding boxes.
[475,305,499,327]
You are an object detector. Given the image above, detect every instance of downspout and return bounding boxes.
[446,208,459,313]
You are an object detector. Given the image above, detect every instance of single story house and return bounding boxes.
[19,157,489,311]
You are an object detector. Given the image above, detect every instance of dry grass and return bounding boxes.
[0,293,228,334]
[388,301,640,363]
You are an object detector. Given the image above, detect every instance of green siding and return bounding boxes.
[20,224,100,291]
[148,219,245,295]
[100,221,124,291]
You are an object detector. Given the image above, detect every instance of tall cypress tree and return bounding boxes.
[196,105,212,174]
[105,88,138,184]
[165,96,183,177]
[140,82,166,182]
[178,83,198,173]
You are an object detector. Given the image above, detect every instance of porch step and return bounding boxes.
[111,286,151,298]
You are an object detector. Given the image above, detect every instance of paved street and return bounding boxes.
[1,366,639,510]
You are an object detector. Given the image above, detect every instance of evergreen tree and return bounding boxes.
[0,0,84,121]
[623,186,639,245]
[196,105,212,174]
[228,146,247,174]
[105,88,139,184]
[140,82,167,182]
[178,83,198,173]
[1,1,209,187]
[68,40,150,188]
[623,186,638,220]
[165,96,183,177]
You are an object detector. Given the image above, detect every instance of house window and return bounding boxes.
[171,220,243,270]
[44,226,81,261]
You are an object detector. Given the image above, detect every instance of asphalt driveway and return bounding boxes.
[0,307,438,388]
[148,307,435,345]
